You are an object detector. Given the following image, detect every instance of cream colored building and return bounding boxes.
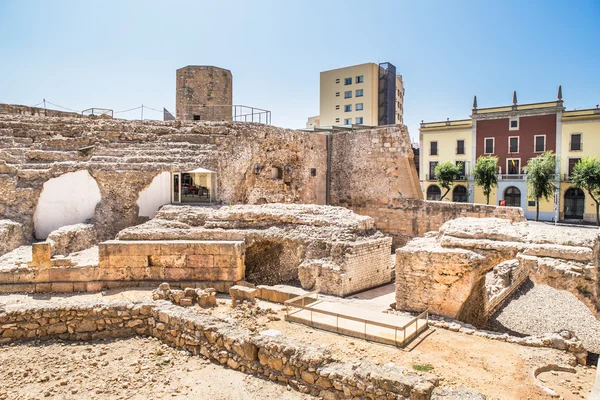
[306,62,403,128]
[419,119,473,202]
[559,107,600,223]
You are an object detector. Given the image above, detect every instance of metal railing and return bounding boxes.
[82,108,113,117]
[499,173,525,180]
[189,104,271,125]
[284,291,429,347]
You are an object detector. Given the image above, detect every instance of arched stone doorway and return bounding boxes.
[564,187,585,220]
[504,186,521,207]
[452,185,468,202]
[426,185,441,201]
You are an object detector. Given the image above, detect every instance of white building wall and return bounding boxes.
[33,170,102,239]
[136,171,172,218]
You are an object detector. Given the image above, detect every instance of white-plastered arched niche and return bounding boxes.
[33,170,102,239]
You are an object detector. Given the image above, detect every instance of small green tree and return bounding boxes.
[571,156,600,226]
[473,156,498,205]
[434,161,463,200]
[524,151,557,222]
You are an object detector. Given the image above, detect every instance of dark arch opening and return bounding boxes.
[426,185,441,201]
[504,186,521,207]
[564,187,585,219]
[452,185,468,202]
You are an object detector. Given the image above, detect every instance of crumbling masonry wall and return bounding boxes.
[329,126,524,247]
[0,300,446,399]
[0,114,328,241]
[396,218,599,326]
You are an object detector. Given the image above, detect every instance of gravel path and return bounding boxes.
[488,281,600,354]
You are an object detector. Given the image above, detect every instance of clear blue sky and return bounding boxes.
[1,0,599,141]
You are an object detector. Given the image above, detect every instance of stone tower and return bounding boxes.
[176,66,233,121]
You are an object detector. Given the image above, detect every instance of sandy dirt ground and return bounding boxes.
[0,337,316,400]
[0,288,596,400]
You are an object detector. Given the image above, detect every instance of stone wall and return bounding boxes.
[0,103,80,118]
[0,205,394,297]
[330,125,422,207]
[350,199,526,248]
[396,218,599,326]
[0,219,23,256]
[116,204,393,297]
[176,66,233,121]
[0,300,444,399]
[0,114,328,241]
[98,240,245,282]
[0,113,429,244]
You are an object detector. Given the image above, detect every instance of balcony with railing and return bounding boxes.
[499,173,525,180]
[425,174,469,181]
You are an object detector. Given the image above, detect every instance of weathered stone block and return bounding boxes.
[229,285,258,302]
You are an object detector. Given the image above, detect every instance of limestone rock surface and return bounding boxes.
[0,220,23,256]
[396,217,599,327]
[47,223,97,256]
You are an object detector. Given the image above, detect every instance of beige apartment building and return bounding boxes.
[306,62,404,128]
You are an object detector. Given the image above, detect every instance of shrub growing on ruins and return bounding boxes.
[473,156,498,205]
[524,151,557,222]
[571,156,600,225]
[434,161,463,201]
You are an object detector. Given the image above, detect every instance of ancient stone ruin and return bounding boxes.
[1,107,599,399]
[396,217,600,326]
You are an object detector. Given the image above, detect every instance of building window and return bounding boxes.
[570,133,582,151]
[484,138,494,154]
[344,77,352,85]
[509,117,519,130]
[456,139,465,155]
[534,135,546,153]
[356,117,363,124]
[335,118,340,123]
[344,91,352,99]
[335,92,340,97]
[456,161,466,179]
[507,159,520,175]
[429,161,438,180]
[356,89,363,97]
[193,115,200,121]
[344,104,352,112]
[426,185,441,200]
[335,105,340,110]
[430,141,438,156]
[356,75,364,83]
[452,186,468,202]
[356,103,363,111]
[568,158,581,177]
[509,136,519,153]
[335,78,340,84]
[310,168,317,177]
[344,118,352,125]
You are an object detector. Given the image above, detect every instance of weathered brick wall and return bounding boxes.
[330,125,422,207]
[176,66,232,121]
[98,240,245,282]
[0,300,442,399]
[0,115,328,240]
[342,238,393,294]
[349,199,526,248]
